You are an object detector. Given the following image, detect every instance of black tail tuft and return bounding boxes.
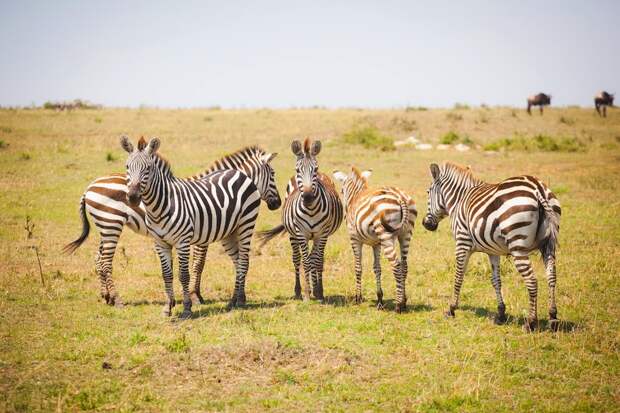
[62,195,90,255]
[536,192,560,258]
[256,224,286,250]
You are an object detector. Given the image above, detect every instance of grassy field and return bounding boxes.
[0,106,619,412]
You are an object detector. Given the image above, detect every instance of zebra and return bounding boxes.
[257,138,343,301]
[66,137,280,316]
[422,162,561,331]
[333,167,417,312]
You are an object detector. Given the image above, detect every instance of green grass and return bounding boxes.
[342,125,395,151]
[483,134,585,152]
[0,107,619,412]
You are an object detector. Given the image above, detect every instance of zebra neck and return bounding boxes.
[141,160,177,219]
[344,181,368,209]
[442,178,479,216]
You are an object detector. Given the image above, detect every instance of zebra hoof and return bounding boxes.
[494,313,507,325]
[523,318,538,333]
[395,303,406,313]
[444,309,456,318]
[179,310,192,320]
[376,302,385,310]
[190,291,204,306]
[354,294,363,304]
[549,318,560,332]
[162,307,172,317]
[293,294,303,300]
[113,299,124,309]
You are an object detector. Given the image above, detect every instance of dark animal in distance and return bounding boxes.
[527,93,551,115]
[595,91,614,117]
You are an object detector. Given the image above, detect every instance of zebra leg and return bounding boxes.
[351,239,363,303]
[154,242,175,317]
[290,236,302,299]
[176,243,193,319]
[310,237,328,301]
[376,224,404,312]
[223,233,251,308]
[372,245,383,309]
[398,230,412,309]
[489,255,506,324]
[96,234,123,307]
[542,253,559,331]
[299,239,313,302]
[511,253,538,332]
[190,245,208,305]
[447,242,473,317]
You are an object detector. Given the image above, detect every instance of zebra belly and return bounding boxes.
[85,191,148,237]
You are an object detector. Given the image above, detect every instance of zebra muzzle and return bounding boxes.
[422,216,438,231]
[127,188,141,207]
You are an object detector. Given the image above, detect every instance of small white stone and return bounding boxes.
[454,143,470,152]
[415,143,433,151]
[436,144,451,150]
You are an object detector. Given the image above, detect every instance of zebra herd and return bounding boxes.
[65,136,561,331]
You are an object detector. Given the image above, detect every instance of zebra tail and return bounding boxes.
[537,192,560,258]
[381,198,409,233]
[256,224,286,250]
[62,194,90,255]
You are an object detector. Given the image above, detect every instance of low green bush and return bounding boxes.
[342,126,395,151]
[484,134,585,152]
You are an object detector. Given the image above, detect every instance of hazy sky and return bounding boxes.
[0,1,617,108]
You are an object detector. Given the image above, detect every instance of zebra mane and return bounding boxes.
[350,166,369,186]
[443,162,483,186]
[195,146,267,178]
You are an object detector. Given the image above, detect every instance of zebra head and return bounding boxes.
[120,135,160,207]
[333,167,372,208]
[256,151,282,210]
[422,163,448,231]
[291,138,321,207]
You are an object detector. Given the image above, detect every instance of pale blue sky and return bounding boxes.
[0,1,617,108]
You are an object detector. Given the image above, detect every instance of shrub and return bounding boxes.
[94,117,102,124]
[453,102,470,110]
[559,116,575,125]
[483,134,585,152]
[20,152,31,160]
[342,126,395,151]
[405,106,427,112]
[166,333,189,353]
[0,140,7,149]
[0,126,12,133]
[440,131,460,144]
[106,152,117,162]
[446,112,463,122]
[391,117,417,132]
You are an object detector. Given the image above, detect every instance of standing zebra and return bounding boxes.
[422,162,561,331]
[333,167,416,312]
[63,145,281,307]
[257,138,343,301]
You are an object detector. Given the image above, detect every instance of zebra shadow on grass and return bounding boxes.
[323,295,434,313]
[187,299,288,319]
[460,305,578,333]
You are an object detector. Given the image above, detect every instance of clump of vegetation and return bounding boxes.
[0,140,7,149]
[405,106,427,112]
[106,152,117,162]
[559,116,575,125]
[342,126,395,151]
[446,112,463,122]
[94,117,102,124]
[203,116,213,122]
[0,126,12,133]
[453,102,470,110]
[484,134,585,152]
[20,152,31,160]
[166,333,190,353]
[391,116,417,132]
[440,131,473,145]
[43,99,101,110]
[478,113,490,123]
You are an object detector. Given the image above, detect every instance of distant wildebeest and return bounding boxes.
[527,93,551,115]
[595,91,614,117]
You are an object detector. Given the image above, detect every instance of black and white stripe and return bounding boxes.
[422,162,561,331]
[257,138,343,301]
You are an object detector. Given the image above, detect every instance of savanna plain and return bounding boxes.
[0,106,618,412]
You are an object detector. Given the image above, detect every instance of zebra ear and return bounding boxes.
[146,138,160,155]
[262,152,277,164]
[361,169,372,179]
[310,140,322,156]
[430,163,440,180]
[120,135,133,153]
[333,170,347,183]
[291,140,303,157]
